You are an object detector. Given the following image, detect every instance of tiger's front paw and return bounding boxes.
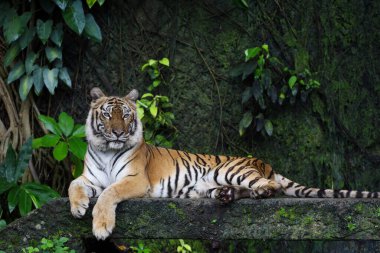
[69,190,89,218]
[92,203,116,240]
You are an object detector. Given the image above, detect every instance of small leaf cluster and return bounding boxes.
[177,239,192,253]
[22,236,75,253]
[232,44,320,136]
[0,139,60,219]
[138,58,176,148]
[130,243,151,253]
[0,0,103,100]
[33,112,87,178]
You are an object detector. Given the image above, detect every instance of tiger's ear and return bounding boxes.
[90,87,105,101]
[125,89,139,102]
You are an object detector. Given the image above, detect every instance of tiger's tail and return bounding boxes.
[274,173,380,198]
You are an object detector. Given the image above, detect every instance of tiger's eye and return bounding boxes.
[103,112,110,118]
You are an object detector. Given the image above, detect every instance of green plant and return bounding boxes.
[377,208,380,217]
[345,215,356,232]
[137,58,177,147]
[33,112,87,178]
[22,236,76,253]
[0,138,59,217]
[275,207,296,221]
[130,242,152,253]
[231,44,320,136]
[0,0,103,100]
[177,239,192,253]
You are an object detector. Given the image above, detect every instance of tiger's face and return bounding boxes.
[86,87,142,151]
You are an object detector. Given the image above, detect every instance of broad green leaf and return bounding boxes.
[238,112,253,136]
[97,0,105,6]
[264,119,273,136]
[50,23,63,47]
[159,57,169,67]
[141,93,153,99]
[45,47,62,62]
[0,178,15,195]
[18,188,32,216]
[32,67,44,95]
[3,11,30,44]
[262,44,269,53]
[39,0,56,13]
[149,101,158,118]
[245,47,261,61]
[58,67,72,87]
[288,76,297,89]
[3,44,21,67]
[15,138,32,181]
[25,51,38,74]
[7,61,25,84]
[86,0,97,8]
[136,106,144,120]
[3,145,16,182]
[148,59,158,66]
[71,154,84,178]
[62,0,85,35]
[58,112,74,137]
[38,115,62,136]
[53,141,68,161]
[0,219,6,230]
[7,186,20,213]
[18,27,36,50]
[241,87,252,104]
[68,137,87,159]
[36,19,53,44]
[153,80,161,87]
[19,75,33,101]
[23,183,59,208]
[71,125,86,138]
[52,0,69,10]
[84,13,102,42]
[33,134,60,149]
[42,67,59,94]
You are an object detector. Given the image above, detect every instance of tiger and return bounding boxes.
[68,87,380,240]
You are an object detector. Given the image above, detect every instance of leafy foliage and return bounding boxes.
[232,44,320,136]
[33,112,87,178]
[0,0,103,100]
[138,58,177,147]
[22,236,75,253]
[0,139,59,218]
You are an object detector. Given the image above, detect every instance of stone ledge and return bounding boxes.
[0,198,379,251]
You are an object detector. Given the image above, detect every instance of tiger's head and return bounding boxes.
[86,87,143,151]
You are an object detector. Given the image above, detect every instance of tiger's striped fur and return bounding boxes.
[68,87,380,240]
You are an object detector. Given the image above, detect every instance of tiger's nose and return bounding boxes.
[112,129,124,137]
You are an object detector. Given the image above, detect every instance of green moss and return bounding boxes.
[167,202,186,220]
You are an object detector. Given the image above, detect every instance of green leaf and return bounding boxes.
[50,23,64,47]
[38,114,62,136]
[18,27,36,50]
[53,141,68,161]
[3,11,30,44]
[0,178,15,195]
[2,146,16,182]
[153,80,161,87]
[71,125,86,138]
[32,67,44,95]
[288,76,297,89]
[19,75,34,101]
[97,0,105,6]
[71,155,84,178]
[159,57,169,67]
[45,47,62,62]
[7,61,25,84]
[7,186,20,213]
[59,67,72,87]
[52,0,69,10]
[33,134,60,149]
[3,43,20,67]
[25,51,38,74]
[22,183,59,208]
[149,101,158,118]
[84,14,102,42]
[245,47,261,61]
[58,112,74,137]
[42,67,59,94]
[68,137,87,160]
[136,106,144,120]
[62,0,85,35]
[15,138,33,181]
[0,219,6,230]
[264,119,273,136]
[86,0,97,8]
[239,112,253,136]
[262,44,269,53]
[36,19,53,45]
[241,87,252,104]
[18,188,32,216]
